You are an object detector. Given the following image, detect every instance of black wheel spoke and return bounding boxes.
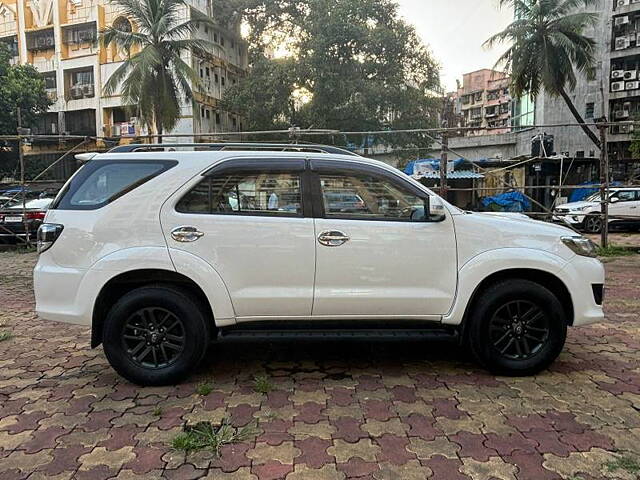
[129,340,146,356]
[137,345,152,362]
[500,337,515,355]
[492,330,512,347]
[165,333,184,342]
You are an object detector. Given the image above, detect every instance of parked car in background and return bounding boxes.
[0,198,54,244]
[553,187,640,233]
[34,146,604,385]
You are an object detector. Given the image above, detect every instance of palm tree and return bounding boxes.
[485,0,601,148]
[101,0,214,142]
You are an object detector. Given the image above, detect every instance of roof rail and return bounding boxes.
[107,142,360,157]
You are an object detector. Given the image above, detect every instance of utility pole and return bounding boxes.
[597,119,609,249]
[440,130,448,199]
[17,107,30,248]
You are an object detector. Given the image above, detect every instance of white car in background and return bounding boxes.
[553,187,640,233]
[33,145,604,385]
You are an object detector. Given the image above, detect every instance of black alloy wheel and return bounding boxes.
[122,307,186,368]
[489,300,550,361]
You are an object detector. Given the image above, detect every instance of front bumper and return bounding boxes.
[560,255,605,326]
[552,212,585,226]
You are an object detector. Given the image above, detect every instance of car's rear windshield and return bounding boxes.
[51,159,177,210]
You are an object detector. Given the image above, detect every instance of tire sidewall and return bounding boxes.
[469,280,567,375]
[103,286,208,386]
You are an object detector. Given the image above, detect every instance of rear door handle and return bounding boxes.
[318,230,350,247]
[171,226,204,242]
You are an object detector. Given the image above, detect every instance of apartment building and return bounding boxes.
[456,69,512,136]
[0,0,247,157]
[609,0,640,167]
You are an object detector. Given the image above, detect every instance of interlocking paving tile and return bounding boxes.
[1,251,639,479]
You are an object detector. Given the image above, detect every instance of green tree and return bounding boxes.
[485,0,601,148]
[221,0,441,150]
[0,44,51,135]
[100,0,214,141]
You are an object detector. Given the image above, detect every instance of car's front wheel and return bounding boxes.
[582,213,602,233]
[467,279,567,376]
[103,285,209,386]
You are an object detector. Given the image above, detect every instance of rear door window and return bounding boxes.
[52,160,176,210]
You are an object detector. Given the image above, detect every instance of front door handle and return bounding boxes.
[171,226,204,242]
[318,230,350,247]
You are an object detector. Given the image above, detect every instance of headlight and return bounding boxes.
[561,236,597,257]
[572,206,587,212]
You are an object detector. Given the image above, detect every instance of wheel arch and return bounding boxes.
[456,268,574,342]
[91,269,214,348]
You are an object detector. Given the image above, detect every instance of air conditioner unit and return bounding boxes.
[82,84,94,96]
[624,69,637,80]
[615,16,630,26]
[620,124,634,134]
[614,109,630,119]
[615,36,629,50]
[617,0,630,6]
[612,69,625,79]
[69,86,83,99]
[612,81,626,91]
[626,80,640,89]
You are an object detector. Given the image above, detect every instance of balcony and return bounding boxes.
[25,29,55,52]
[67,83,95,100]
[103,122,139,138]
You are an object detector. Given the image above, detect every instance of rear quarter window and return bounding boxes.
[52,160,177,210]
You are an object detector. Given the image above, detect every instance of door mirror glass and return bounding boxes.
[610,196,619,203]
[427,196,447,222]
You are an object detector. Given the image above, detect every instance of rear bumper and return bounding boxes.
[34,254,92,325]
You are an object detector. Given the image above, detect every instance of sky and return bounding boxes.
[396,0,514,93]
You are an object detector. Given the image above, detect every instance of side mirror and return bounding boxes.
[610,197,619,203]
[414,196,446,222]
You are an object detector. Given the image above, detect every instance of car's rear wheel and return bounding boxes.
[467,279,566,376]
[583,214,602,233]
[103,285,209,386]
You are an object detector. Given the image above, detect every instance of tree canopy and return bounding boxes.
[221,0,442,146]
[0,44,51,135]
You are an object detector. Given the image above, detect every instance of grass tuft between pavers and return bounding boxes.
[253,374,274,394]
[0,331,12,342]
[172,419,258,456]
[605,454,640,475]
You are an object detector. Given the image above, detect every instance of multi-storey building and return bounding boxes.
[456,69,512,136]
[609,0,640,175]
[0,0,247,159]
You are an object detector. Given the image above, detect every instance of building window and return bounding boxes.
[585,102,595,119]
[221,76,226,86]
[215,113,221,124]
[214,33,218,42]
[214,73,219,83]
[220,36,225,46]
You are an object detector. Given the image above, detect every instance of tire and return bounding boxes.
[103,285,209,386]
[467,279,567,376]
[582,214,602,233]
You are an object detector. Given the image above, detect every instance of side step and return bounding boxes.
[217,328,459,342]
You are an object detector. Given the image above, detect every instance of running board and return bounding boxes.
[217,328,459,342]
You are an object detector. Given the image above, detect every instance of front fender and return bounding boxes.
[442,248,570,325]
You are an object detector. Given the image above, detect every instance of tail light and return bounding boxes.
[26,211,46,221]
[37,223,64,253]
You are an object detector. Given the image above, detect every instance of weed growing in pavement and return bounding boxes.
[253,374,273,394]
[597,245,636,257]
[605,455,640,475]
[195,381,213,396]
[152,406,162,417]
[0,331,11,342]
[172,419,257,456]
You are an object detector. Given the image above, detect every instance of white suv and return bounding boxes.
[553,187,640,233]
[34,146,605,385]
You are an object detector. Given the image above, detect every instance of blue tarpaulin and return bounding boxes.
[481,191,532,212]
[568,181,621,202]
[404,158,466,175]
